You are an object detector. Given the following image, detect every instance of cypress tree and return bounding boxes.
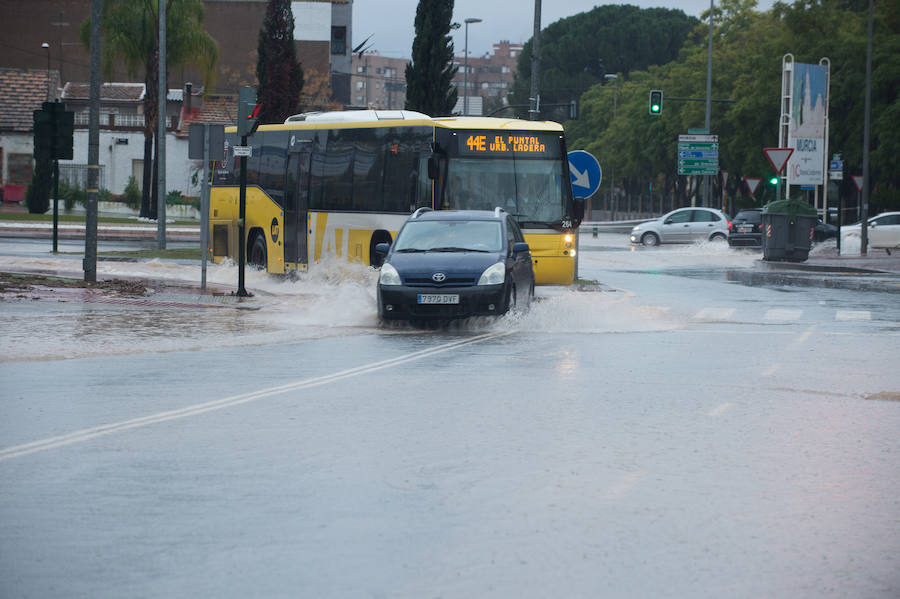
[405,0,458,116]
[257,0,304,123]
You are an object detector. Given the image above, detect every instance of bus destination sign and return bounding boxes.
[458,132,558,157]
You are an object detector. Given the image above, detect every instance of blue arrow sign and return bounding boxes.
[678,150,718,158]
[567,150,602,199]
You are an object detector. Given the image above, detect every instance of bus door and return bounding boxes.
[284,149,310,267]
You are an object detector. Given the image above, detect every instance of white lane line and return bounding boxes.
[707,402,734,417]
[764,308,804,321]
[761,364,781,377]
[0,332,509,462]
[694,307,736,320]
[835,310,871,321]
[761,324,817,377]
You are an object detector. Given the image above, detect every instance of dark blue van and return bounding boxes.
[376,208,534,320]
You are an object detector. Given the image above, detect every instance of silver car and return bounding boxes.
[630,207,731,246]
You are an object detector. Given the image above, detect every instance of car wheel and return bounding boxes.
[709,232,727,243]
[248,235,267,269]
[641,232,660,246]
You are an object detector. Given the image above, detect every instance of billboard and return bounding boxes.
[787,62,828,186]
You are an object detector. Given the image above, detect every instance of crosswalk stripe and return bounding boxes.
[835,310,871,321]
[694,307,736,320]
[763,308,803,321]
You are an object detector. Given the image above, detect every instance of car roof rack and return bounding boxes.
[411,207,433,219]
[493,207,506,218]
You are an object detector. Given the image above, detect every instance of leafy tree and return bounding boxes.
[565,0,900,215]
[81,0,218,219]
[509,5,698,121]
[257,0,304,123]
[405,0,458,116]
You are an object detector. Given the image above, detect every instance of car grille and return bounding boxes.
[402,276,477,287]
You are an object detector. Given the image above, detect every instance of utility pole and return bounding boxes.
[84,0,100,283]
[703,0,714,207]
[157,0,167,249]
[860,0,873,255]
[529,0,541,120]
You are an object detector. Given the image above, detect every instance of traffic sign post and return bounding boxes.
[763,147,794,203]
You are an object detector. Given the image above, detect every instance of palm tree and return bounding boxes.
[81,0,218,218]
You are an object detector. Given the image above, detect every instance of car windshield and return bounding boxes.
[393,220,503,253]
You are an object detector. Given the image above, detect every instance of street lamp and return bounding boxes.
[605,74,618,219]
[463,17,482,116]
[41,42,50,100]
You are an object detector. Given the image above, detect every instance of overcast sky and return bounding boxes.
[352,0,777,59]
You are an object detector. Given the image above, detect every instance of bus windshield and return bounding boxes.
[440,157,567,227]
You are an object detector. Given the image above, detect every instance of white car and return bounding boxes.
[630,207,731,246]
[840,211,900,254]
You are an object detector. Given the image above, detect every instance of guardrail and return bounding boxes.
[579,219,654,235]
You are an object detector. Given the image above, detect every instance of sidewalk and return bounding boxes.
[0,219,200,242]
[766,248,900,275]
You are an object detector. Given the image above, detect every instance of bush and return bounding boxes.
[59,180,87,212]
[166,189,183,204]
[25,159,52,214]
[122,176,141,209]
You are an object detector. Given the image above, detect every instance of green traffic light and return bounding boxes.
[651,104,660,112]
[769,176,778,185]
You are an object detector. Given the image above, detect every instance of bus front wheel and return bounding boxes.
[248,235,268,269]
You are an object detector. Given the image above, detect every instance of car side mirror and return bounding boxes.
[375,242,391,257]
[664,219,673,225]
[512,242,530,255]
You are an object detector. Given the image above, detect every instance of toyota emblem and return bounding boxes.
[432,272,446,282]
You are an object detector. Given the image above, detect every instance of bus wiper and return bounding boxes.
[395,248,429,253]
[517,220,551,228]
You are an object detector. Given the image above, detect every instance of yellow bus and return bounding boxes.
[209,110,583,285]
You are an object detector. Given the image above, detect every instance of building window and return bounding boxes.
[357,66,366,73]
[356,81,366,90]
[331,26,346,55]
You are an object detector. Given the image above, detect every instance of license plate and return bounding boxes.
[738,225,752,233]
[417,294,460,305]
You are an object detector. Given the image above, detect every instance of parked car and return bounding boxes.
[376,208,535,321]
[728,208,763,247]
[630,207,731,246]
[840,211,900,254]
[814,219,838,242]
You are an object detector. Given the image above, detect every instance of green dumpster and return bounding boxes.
[761,199,817,262]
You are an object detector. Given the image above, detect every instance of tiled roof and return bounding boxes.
[62,82,146,102]
[176,94,238,137]
[0,68,61,133]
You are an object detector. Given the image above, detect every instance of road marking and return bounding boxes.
[694,307,736,320]
[761,324,817,377]
[763,308,803,321]
[0,332,509,462]
[707,402,734,417]
[835,310,871,321]
[761,364,781,377]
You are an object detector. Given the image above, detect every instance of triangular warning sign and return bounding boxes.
[763,147,794,175]
[852,175,864,192]
[744,177,761,195]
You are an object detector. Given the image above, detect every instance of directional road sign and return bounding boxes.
[567,150,602,199]
[677,134,718,176]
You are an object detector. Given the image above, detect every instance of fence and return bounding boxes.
[59,164,106,191]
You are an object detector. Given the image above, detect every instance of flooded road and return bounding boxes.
[2,234,899,598]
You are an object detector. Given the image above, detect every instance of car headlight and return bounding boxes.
[632,225,641,232]
[378,262,401,286]
[477,261,506,285]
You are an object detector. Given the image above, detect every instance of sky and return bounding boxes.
[353,0,777,59]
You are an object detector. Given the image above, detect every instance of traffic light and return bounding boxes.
[649,90,663,115]
[769,176,778,185]
[32,101,74,161]
[237,86,261,137]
